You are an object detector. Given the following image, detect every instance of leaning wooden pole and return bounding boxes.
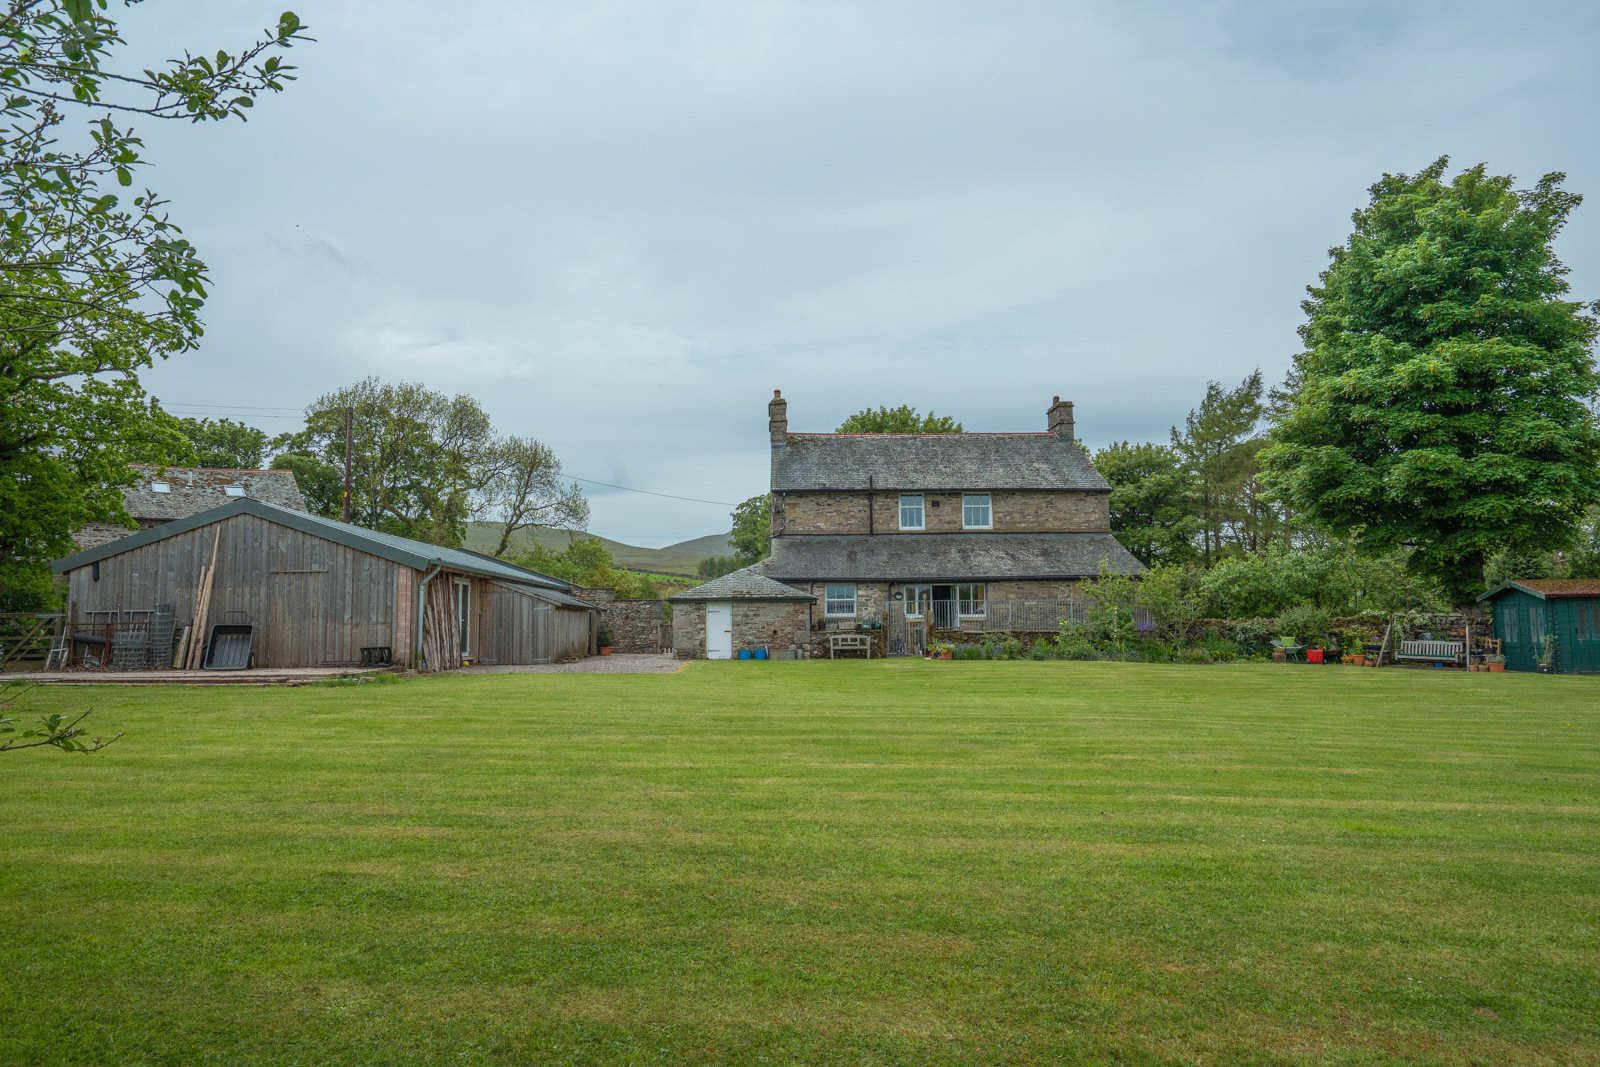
[187,525,222,670]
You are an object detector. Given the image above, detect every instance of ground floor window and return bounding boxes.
[1500,605,1521,644]
[824,583,857,617]
[957,583,986,618]
[905,584,931,617]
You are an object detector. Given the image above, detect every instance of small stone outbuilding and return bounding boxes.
[669,567,813,659]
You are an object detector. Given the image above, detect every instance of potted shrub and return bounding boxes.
[931,641,955,660]
[597,621,615,656]
[1486,654,1506,673]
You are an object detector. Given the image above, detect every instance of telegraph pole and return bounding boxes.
[342,405,354,523]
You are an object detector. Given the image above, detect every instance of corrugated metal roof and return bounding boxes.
[772,433,1109,492]
[757,532,1144,581]
[52,498,579,593]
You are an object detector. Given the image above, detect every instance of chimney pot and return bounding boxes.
[1048,396,1075,440]
[769,389,788,446]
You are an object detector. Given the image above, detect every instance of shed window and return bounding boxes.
[824,583,856,617]
[150,481,170,493]
[1578,603,1600,642]
[899,495,925,530]
[962,494,992,529]
[223,484,246,497]
[957,583,987,618]
[1500,605,1521,644]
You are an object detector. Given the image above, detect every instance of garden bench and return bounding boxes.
[828,634,872,659]
[1397,639,1463,664]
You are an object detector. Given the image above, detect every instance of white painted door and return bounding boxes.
[706,602,733,660]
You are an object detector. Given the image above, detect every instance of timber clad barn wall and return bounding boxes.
[66,514,401,668]
[54,499,598,671]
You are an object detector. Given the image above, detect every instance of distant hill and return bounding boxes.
[465,523,731,577]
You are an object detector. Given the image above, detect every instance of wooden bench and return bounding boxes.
[1398,639,1463,664]
[828,634,872,659]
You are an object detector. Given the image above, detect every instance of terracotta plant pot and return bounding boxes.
[600,646,614,656]
[1352,655,1367,667]
[1488,662,1505,673]
[939,650,954,660]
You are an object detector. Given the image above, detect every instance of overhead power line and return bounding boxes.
[157,401,740,508]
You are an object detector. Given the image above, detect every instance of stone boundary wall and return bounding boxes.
[580,588,668,653]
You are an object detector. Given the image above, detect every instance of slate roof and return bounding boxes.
[771,433,1109,492]
[1477,579,1600,601]
[124,465,308,520]
[669,566,814,602]
[53,498,591,602]
[757,533,1145,581]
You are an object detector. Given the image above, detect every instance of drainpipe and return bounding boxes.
[414,561,443,670]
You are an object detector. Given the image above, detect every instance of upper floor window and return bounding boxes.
[150,481,170,493]
[224,484,246,497]
[898,494,925,530]
[962,493,992,529]
[824,583,857,617]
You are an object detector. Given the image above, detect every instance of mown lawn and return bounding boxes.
[2,662,1597,1065]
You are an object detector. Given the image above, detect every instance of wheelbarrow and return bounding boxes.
[203,611,255,670]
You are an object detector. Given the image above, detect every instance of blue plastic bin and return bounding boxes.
[738,649,753,660]
[754,648,768,660]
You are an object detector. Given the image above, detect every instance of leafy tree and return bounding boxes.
[1170,372,1266,564]
[0,3,306,605]
[276,378,584,549]
[1135,563,1203,644]
[1197,545,1441,618]
[174,416,269,468]
[518,537,658,599]
[1569,507,1600,579]
[268,449,341,517]
[477,436,589,558]
[836,405,963,433]
[696,554,739,578]
[729,495,770,566]
[1094,441,1200,565]
[1263,159,1600,603]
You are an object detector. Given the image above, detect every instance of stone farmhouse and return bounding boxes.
[671,390,1143,658]
[74,464,308,550]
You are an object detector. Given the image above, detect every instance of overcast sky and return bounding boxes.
[123,1,1600,547]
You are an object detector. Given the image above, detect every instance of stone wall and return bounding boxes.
[774,490,1109,535]
[672,602,706,658]
[73,518,163,551]
[580,587,668,653]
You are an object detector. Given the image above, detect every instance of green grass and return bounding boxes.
[2,663,1598,1065]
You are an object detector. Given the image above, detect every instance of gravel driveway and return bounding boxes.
[463,653,684,675]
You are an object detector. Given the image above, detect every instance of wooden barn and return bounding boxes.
[51,498,597,671]
[1477,579,1600,675]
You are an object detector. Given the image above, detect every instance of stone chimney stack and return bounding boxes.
[769,389,788,446]
[1047,396,1075,440]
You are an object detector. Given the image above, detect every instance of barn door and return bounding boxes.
[266,571,325,667]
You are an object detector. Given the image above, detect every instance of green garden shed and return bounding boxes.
[1477,580,1600,674]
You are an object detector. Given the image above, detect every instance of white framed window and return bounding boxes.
[957,583,987,618]
[962,493,992,529]
[224,484,246,497]
[905,584,931,618]
[455,579,472,658]
[150,481,171,493]
[898,494,925,530]
[824,583,857,617]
